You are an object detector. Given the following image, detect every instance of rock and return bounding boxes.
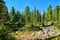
[31,33,35,36]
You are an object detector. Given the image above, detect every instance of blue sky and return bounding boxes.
[5,0,60,13]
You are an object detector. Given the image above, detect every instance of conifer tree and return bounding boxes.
[47,5,52,22]
[54,6,59,22]
[24,6,30,24]
[0,0,7,25]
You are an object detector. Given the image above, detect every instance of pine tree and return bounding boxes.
[13,10,22,23]
[33,7,37,24]
[30,11,33,24]
[47,5,52,22]
[54,6,59,22]
[9,7,15,22]
[24,6,30,24]
[42,11,46,25]
[36,10,40,22]
[10,7,15,15]
[0,0,7,25]
[5,6,9,21]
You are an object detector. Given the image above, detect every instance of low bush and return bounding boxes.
[0,26,15,40]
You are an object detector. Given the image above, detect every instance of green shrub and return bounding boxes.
[24,24,41,31]
[0,26,15,40]
[55,23,60,29]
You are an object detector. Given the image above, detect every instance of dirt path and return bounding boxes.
[15,32,35,40]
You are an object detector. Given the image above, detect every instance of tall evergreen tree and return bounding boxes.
[9,7,15,22]
[5,6,9,21]
[10,7,15,15]
[13,10,23,23]
[33,7,41,25]
[47,5,52,22]
[42,11,46,24]
[36,10,41,23]
[33,7,37,24]
[0,0,7,25]
[30,11,33,24]
[54,6,59,22]
[24,6,30,24]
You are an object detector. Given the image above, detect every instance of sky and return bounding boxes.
[5,0,60,13]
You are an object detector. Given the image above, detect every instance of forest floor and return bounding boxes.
[14,26,60,40]
[15,32,35,40]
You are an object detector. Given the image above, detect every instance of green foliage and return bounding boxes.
[0,0,7,25]
[24,6,30,24]
[24,24,41,31]
[3,4,60,31]
[54,6,60,22]
[9,7,15,22]
[42,10,47,25]
[47,5,52,21]
[0,26,15,40]
[55,23,60,29]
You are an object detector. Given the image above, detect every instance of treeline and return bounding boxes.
[0,0,60,30]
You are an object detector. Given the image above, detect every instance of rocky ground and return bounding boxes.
[15,26,60,40]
